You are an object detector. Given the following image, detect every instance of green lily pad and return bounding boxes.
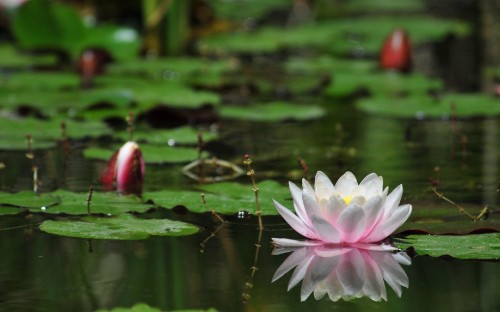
[356,93,500,118]
[209,0,289,22]
[84,144,207,164]
[82,26,140,62]
[115,127,218,145]
[0,117,112,150]
[395,233,500,260]
[219,102,325,121]
[0,44,57,68]
[95,303,161,312]
[325,71,443,98]
[0,190,152,215]
[0,190,59,210]
[1,71,80,91]
[285,56,374,75]
[144,180,291,215]
[13,0,86,56]
[107,57,237,80]
[39,213,199,240]
[199,16,469,55]
[336,0,425,14]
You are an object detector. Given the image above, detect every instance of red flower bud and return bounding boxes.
[380,29,412,72]
[101,141,145,195]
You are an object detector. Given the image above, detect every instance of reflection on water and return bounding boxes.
[272,244,410,302]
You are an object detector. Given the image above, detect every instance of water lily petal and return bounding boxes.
[314,171,335,200]
[381,184,403,219]
[272,238,323,248]
[321,193,346,224]
[310,214,341,243]
[336,203,366,243]
[335,171,358,197]
[289,182,311,227]
[358,194,384,238]
[365,204,412,242]
[273,200,319,240]
[272,246,312,282]
[302,180,323,225]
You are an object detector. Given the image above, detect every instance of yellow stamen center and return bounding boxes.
[343,196,352,204]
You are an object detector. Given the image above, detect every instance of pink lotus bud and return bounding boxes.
[101,141,145,194]
[380,29,412,72]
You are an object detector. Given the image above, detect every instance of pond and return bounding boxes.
[0,0,499,311]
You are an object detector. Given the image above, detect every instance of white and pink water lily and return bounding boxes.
[272,171,412,247]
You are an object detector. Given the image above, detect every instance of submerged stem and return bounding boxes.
[432,188,488,222]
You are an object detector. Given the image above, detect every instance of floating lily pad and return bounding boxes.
[210,0,289,22]
[0,44,57,68]
[0,117,112,150]
[395,233,500,260]
[285,56,374,75]
[115,127,218,145]
[335,0,425,14]
[325,71,443,98]
[107,57,238,80]
[95,303,161,312]
[199,17,469,55]
[82,26,140,62]
[144,180,291,215]
[1,71,80,91]
[219,102,325,121]
[84,144,207,164]
[356,93,500,118]
[39,213,199,240]
[0,190,152,215]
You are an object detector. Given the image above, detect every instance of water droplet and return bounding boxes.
[168,139,176,146]
[40,206,46,211]
[415,111,425,120]
[237,210,250,219]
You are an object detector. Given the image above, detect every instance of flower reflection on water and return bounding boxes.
[272,244,411,302]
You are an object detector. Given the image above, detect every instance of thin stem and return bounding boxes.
[87,185,94,215]
[243,155,263,230]
[432,188,488,222]
[241,227,263,303]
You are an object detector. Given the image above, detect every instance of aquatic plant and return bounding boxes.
[379,29,412,72]
[272,171,412,246]
[101,141,145,194]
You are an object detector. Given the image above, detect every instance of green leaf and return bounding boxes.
[356,93,500,118]
[84,144,207,164]
[115,127,218,145]
[325,72,443,98]
[13,0,86,56]
[395,233,500,260]
[0,190,59,210]
[1,72,80,91]
[285,56,374,75]
[95,303,161,312]
[82,26,140,62]
[0,44,57,68]
[0,117,112,150]
[219,102,325,121]
[39,213,199,240]
[144,180,291,215]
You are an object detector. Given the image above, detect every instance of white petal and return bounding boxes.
[289,182,311,227]
[314,171,335,200]
[273,200,319,240]
[321,193,346,224]
[336,203,366,243]
[382,184,403,219]
[337,249,365,296]
[302,184,322,225]
[310,214,341,243]
[358,195,384,239]
[335,171,358,196]
[272,246,312,282]
[365,204,412,242]
[272,238,323,248]
[360,173,379,185]
[288,255,314,291]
